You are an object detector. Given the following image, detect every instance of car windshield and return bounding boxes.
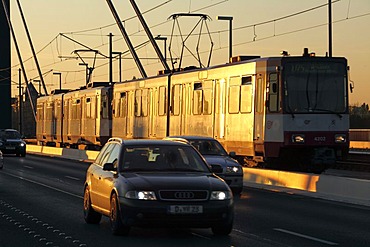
[120,145,210,172]
[188,140,228,156]
[0,130,21,139]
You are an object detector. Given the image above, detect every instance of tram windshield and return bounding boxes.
[283,61,347,114]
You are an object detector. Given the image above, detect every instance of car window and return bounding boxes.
[94,143,110,165]
[106,144,121,169]
[0,130,21,139]
[189,140,228,156]
[120,145,209,172]
[100,143,115,166]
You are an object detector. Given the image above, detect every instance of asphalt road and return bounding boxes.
[1,154,369,247]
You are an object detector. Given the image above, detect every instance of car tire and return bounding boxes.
[110,193,130,235]
[211,220,233,236]
[20,152,26,157]
[83,186,102,224]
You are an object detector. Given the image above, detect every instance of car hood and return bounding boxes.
[121,172,228,191]
[204,155,240,167]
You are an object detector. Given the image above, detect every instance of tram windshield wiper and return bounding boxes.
[311,108,343,119]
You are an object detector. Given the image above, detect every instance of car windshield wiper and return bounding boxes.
[160,168,206,172]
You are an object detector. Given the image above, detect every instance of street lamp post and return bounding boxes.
[53,72,62,90]
[217,15,233,62]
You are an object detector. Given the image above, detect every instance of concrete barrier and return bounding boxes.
[26,145,370,207]
[243,167,370,207]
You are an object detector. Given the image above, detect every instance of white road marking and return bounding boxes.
[191,232,211,240]
[2,171,83,199]
[274,228,339,245]
[24,166,34,169]
[65,176,80,181]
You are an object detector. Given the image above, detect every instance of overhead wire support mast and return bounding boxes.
[106,0,147,78]
[129,0,170,72]
[16,0,48,96]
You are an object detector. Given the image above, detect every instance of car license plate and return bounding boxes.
[168,205,203,214]
[5,147,15,150]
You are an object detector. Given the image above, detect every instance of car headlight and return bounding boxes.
[210,191,232,200]
[226,166,241,173]
[20,143,26,147]
[125,191,157,200]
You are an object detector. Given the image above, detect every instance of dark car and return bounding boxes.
[165,136,244,194]
[0,151,3,169]
[0,129,26,157]
[83,138,234,236]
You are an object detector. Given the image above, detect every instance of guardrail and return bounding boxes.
[26,144,370,207]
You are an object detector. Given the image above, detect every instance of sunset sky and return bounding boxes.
[8,0,370,105]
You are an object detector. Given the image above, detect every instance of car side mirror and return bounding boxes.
[229,151,236,158]
[103,162,116,171]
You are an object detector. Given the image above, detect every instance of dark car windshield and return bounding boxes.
[0,130,21,139]
[120,145,210,172]
[188,140,228,156]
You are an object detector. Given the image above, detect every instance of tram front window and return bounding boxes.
[283,61,347,114]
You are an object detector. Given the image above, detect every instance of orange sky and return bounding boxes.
[9,0,370,105]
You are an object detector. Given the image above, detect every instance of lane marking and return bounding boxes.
[24,166,34,169]
[65,176,80,181]
[274,228,339,245]
[1,171,83,199]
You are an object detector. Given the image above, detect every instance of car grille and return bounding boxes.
[159,190,209,201]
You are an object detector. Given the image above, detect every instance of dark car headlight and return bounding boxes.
[226,166,242,173]
[125,191,157,200]
[210,191,232,200]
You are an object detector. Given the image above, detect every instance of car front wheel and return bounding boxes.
[83,186,102,224]
[110,193,130,235]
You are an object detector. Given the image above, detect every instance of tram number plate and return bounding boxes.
[168,205,203,214]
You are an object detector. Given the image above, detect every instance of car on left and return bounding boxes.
[83,138,234,236]
[0,151,3,169]
[0,129,26,157]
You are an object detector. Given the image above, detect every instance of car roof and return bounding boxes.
[166,135,217,141]
[0,129,19,132]
[108,138,192,147]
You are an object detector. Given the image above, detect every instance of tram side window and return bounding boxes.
[117,92,127,118]
[193,82,203,115]
[55,101,61,120]
[241,76,252,113]
[37,104,43,121]
[46,103,53,121]
[158,86,167,116]
[72,99,81,120]
[268,73,279,112]
[228,86,240,114]
[203,89,212,115]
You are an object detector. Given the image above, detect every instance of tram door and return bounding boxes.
[180,83,191,135]
[126,91,134,138]
[254,75,265,150]
[213,79,226,139]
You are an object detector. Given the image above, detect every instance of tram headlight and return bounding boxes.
[335,134,347,143]
[292,134,305,144]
